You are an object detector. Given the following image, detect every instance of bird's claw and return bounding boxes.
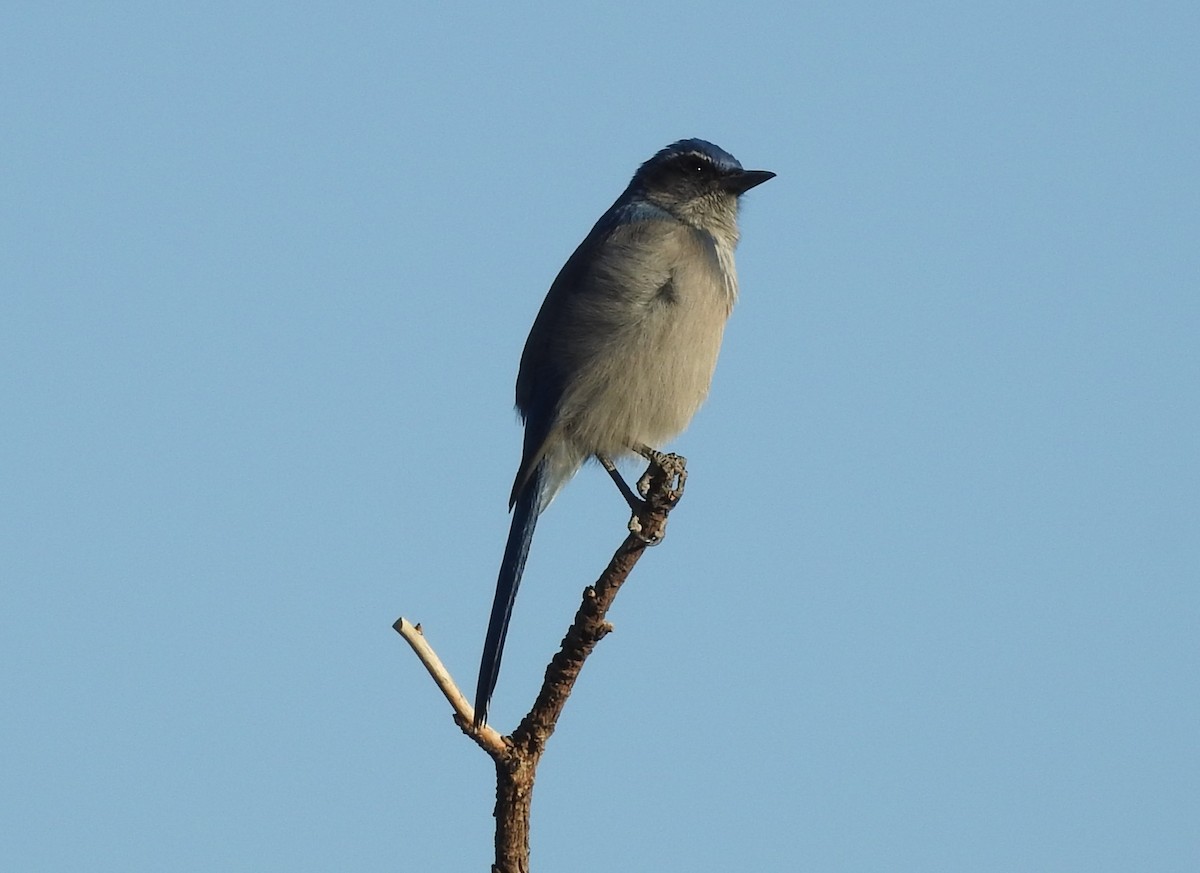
[638,452,687,505]
[628,512,664,546]
[627,451,688,545]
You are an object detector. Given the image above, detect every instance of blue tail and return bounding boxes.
[474,461,545,727]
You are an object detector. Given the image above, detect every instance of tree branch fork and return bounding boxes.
[393,453,687,872]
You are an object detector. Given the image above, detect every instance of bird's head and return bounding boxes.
[631,139,774,235]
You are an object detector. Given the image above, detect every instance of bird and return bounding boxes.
[473,138,774,728]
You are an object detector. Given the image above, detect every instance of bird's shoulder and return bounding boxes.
[578,200,722,286]
[515,198,721,413]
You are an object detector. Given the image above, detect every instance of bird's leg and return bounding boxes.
[596,448,689,544]
[596,453,645,513]
[593,445,689,546]
[633,443,688,504]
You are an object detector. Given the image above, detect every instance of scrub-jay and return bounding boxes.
[474,139,773,727]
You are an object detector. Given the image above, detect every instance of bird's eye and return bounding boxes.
[686,158,707,174]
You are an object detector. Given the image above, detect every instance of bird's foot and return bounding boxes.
[626,450,688,545]
[636,451,687,504]
[627,512,660,545]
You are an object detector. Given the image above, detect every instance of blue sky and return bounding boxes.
[3,2,1197,871]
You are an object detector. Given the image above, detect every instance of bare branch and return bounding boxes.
[513,451,686,753]
[393,617,507,758]
[395,452,688,873]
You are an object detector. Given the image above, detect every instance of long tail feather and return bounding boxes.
[473,461,545,727]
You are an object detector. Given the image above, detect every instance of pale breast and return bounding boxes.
[560,232,737,458]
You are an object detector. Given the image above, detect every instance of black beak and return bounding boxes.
[724,168,776,195]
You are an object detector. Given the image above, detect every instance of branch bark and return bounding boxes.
[394,453,688,873]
